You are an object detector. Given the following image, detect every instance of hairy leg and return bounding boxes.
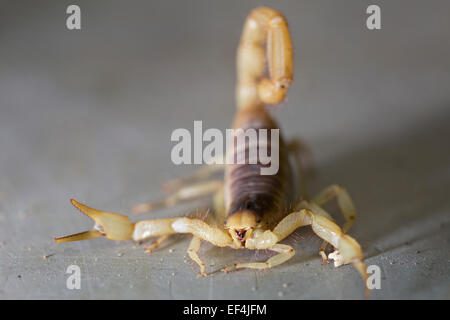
[131,180,223,214]
[222,244,294,272]
[187,236,207,277]
[311,184,357,260]
[312,184,356,233]
[162,164,224,193]
[186,188,227,276]
[145,235,170,254]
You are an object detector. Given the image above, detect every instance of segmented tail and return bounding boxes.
[236,7,293,110]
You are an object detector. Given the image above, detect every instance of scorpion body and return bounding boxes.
[55,7,369,296]
[225,107,292,238]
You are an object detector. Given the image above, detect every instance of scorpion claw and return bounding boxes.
[54,229,104,243]
[54,199,134,243]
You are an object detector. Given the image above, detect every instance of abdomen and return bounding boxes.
[224,107,292,229]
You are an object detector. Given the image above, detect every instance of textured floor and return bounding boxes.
[0,0,449,299]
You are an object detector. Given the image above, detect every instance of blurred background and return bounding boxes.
[0,0,449,299]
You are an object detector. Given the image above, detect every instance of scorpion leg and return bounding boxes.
[270,208,368,296]
[222,244,294,272]
[304,209,369,297]
[145,235,170,254]
[311,185,357,261]
[186,187,228,277]
[295,200,338,262]
[131,180,223,214]
[161,164,224,193]
[312,184,356,233]
[288,138,315,200]
[187,236,207,277]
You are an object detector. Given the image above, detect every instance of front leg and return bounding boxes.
[310,185,357,261]
[275,208,368,296]
[145,235,170,254]
[312,184,357,234]
[222,244,294,272]
[187,236,207,277]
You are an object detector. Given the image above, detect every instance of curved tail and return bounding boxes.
[236,7,293,110]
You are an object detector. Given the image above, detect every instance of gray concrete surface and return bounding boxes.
[0,0,449,299]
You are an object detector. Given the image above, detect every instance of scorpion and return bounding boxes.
[55,6,369,296]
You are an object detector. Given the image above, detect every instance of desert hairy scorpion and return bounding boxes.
[55,6,369,296]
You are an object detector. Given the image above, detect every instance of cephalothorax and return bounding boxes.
[55,7,369,296]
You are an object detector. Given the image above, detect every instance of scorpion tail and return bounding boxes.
[236,6,293,110]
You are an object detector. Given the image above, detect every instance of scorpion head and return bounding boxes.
[225,210,261,248]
